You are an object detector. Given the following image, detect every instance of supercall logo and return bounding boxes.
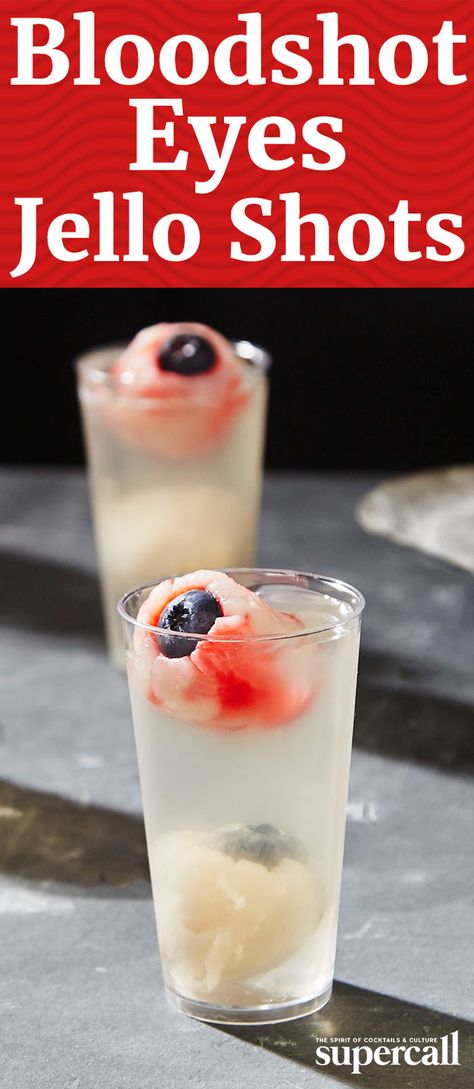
[315,1032,460,1076]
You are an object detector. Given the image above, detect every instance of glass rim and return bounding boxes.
[74,337,272,387]
[117,569,365,645]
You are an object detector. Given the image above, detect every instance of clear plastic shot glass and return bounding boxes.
[77,336,270,666]
[118,568,365,1025]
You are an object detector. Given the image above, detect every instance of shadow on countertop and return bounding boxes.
[0,779,149,895]
[219,980,473,1087]
[355,651,474,776]
[0,549,104,643]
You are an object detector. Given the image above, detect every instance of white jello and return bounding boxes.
[120,571,363,1021]
[77,327,269,664]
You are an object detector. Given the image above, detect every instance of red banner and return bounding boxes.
[1,0,473,286]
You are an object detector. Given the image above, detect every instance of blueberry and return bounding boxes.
[158,589,222,659]
[212,823,306,869]
[158,334,217,376]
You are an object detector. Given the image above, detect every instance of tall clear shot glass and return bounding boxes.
[76,325,270,666]
[118,568,365,1025]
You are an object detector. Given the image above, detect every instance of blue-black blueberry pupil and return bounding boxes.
[158,589,223,659]
[211,824,307,869]
[158,334,217,376]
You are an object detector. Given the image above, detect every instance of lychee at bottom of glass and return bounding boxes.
[119,569,364,1024]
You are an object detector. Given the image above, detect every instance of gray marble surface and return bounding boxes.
[0,469,472,1089]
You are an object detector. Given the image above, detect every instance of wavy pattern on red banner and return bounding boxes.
[0,0,472,286]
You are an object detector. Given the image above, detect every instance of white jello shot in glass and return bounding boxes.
[118,568,364,1025]
[76,325,270,665]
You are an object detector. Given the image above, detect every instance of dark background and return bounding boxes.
[3,288,472,469]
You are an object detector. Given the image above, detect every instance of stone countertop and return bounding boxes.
[0,469,472,1089]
